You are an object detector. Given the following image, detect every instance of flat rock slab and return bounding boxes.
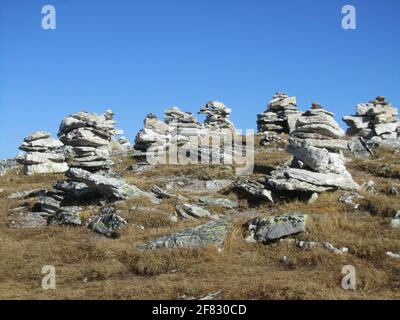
[246,213,307,243]
[140,220,231,250]
[198,196,238,209]
[67,168,160,204]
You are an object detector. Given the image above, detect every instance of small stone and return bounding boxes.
[390,211,400,229]
[87,207,127,238]
[307,193,319,204]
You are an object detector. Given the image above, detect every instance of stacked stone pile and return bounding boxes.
[343,96,400,140]
[257,92,301,135]
[59,110,119,172]
[266,103,359,195]
[199,101,236,134]
[134,113,171,152]
[16,131,68,175]
[164,107,205,145]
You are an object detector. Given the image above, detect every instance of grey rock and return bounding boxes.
[235,181,274,202]
[87,208,127,238]
[339,192,364,209]
[66,168,160,203]
[390,211,400,229]
[140,220,230,250]
[8,189,47,200]
[246,213,307,243]
[48,206,82,226]
[40,196,62,214]
[0,159,19,176]
[175,204,215,220]
[198,196,238,209]
[307,192,319,204]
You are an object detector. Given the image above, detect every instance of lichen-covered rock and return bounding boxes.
[175,204,216,220]
[87,208,127,238]
[246,213,307,243]
[48,206,82,226]
[0,159,19,176]
[140,220,230,250]
[198,197,238,209]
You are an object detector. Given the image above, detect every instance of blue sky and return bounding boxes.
[1,0,399,158]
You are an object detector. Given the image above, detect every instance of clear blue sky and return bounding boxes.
[1,0,399,159]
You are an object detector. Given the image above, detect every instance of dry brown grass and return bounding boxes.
[1,147,400,300]
[348,147,400,179]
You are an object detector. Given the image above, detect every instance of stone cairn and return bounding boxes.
[199,101,236,134]
[58,110,118,172]
[164,107,205,146]
[134,103,238,164]
[34,109,159,230]
[266,102,359,197]
[257,92,302,137]
[343,96,400,141]
[16,131,68,175]
[134,107,203,153]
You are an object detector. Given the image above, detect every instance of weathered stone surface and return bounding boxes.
[267,103,358,195]
[87,208,127,237]
[8,189,47,200]
[246,213,307,242]
[0,159,19,176]
[24,131,51,142]
[17,131,68,175]
[66,168,160,203]
[59,110,121,172]
[48,206,82,226]
[53,180,99,199]
[391,211,400,229]
[257,92,301,135]
[175,204,215,219]
[199,101,235,132]
[198,197,238,209]
[235,181,274,202]
[40,196,62,215]
[140,220,230,250]
[288,140,346,174]
[344,97,400,141]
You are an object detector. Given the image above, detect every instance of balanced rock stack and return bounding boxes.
[164,107,205,145]
[257,92,301,134]
[199,101,236,134]
[266,103,359,195]
[58,110,118,172]
[135,107,206,152]
[343,96,400,140]
[16,131,68,175]
[134,113,171,151]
